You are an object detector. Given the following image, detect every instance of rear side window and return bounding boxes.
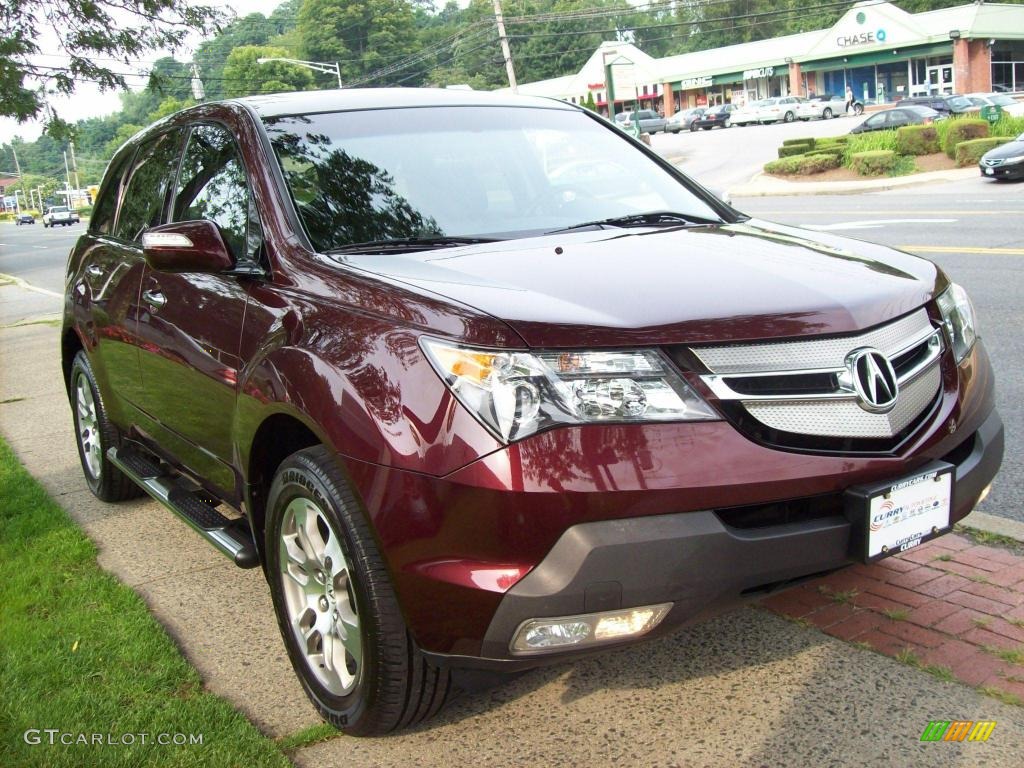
[172,124,255,261]
[89,151,133,236]
[115,130,184,243]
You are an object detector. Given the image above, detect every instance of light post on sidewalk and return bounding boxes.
[256,57,342,88]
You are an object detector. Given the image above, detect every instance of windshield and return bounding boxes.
[947,96,972,109]
[264,106,723,252]
[51,206,68,212]
[990,94,1016,106]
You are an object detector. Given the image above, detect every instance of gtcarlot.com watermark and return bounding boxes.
[24,729,203,747]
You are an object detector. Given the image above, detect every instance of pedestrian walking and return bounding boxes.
[845,86,855,114]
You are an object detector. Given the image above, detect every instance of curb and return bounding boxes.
[962,509,1024,544]
[729,167,978,198]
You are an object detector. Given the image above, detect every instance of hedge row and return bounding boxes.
[850,150,897,176]
[895,125,940,156]
[954,137,1014,166]
[764,153,842,176]
[941,119,990,158]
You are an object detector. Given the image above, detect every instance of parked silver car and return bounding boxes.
[614,109,667,134]
[665,107,705,133]
[798,93,865,120]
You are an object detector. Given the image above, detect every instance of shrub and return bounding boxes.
[954,137,1014,166]
[989,113,1024,139]
[843,130,898,165]
[764,153,840,176]
[941,118,989,158]
[808,146,843,159]
[778,143,812,158]
[896,125,940,155]
[850,150,898,176]
[782,137,816,147]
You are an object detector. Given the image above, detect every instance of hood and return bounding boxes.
[337,219,941,348]
[982,139,1024,161]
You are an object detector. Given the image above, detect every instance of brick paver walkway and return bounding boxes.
[762,533,1024,703]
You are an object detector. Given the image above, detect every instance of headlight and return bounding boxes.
[936,283,978,364]
[421,340,719,442]
[1001,155,1024,165]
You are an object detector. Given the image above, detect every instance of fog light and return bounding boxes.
[510,603,672,654]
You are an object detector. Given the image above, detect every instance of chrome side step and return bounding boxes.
[108,447,260,569]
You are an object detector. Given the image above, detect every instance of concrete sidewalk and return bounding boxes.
[2,309,1023,765]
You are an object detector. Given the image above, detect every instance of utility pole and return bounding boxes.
[10,143,28,211]
[493,0,518,93]
[191,63,206,101]
[63,150,72,204]
[69,141,80,190]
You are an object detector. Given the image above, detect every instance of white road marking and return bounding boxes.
[800,218,958,231]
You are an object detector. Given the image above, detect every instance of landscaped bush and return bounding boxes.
[850,149,898,176]
[764,152,841,176]
[954,137,1014,166]
[990,113,1024,138]
[782,137,816,147]
[896,125,940,155]
[940,118,989,158]
[778,143,813,158]
[843,130,898,165]
[808,146,843,159]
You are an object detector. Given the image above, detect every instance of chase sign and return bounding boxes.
[837,28,887,47]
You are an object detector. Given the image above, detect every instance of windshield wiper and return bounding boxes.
[545,211,720,235]
[326,236,501,254]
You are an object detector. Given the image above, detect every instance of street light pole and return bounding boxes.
[493,0,518,92]
[256,57,342,88]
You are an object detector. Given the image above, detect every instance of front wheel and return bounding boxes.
[690,123,698,132]
[853,103,864,116]
[823,107,833,119]
[266,447,452,735]
[784,111,795,123]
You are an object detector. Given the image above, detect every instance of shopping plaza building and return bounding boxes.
[509,1,1024,116]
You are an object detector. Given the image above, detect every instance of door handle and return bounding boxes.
[85,264,103,278]
[142,289,166,310]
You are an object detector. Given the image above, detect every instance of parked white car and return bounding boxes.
[797,94,848,120]
[757,96,806,123]
[730,100,765,126]
[965,93,1024,117]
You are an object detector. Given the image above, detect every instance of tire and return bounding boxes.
[702,126,712,131]
[70,351,143,502]
[854,103,864,116]
[690,123,698,132]
[265,446,452,735]
[784,111,795,123]
[823,107,833,119]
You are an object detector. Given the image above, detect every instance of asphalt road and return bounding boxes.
[1,180,1020,524]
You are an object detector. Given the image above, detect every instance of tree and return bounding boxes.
[584,92,598,112]
[298,0,421,87]
[221,46,317,98]
[1,0,224,130]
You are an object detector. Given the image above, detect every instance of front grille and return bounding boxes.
[982,158,1004,167]
[715,493,844,529]
[689,309,944,452]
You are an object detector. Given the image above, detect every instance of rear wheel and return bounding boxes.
[823,107,833,119]
[70,352,143,502]
[266,447,452,735]
[784,111,795,123]
[853,103,864,116]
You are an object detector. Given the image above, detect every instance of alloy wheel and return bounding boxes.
[74,374,102,479]
[279,497,362,696]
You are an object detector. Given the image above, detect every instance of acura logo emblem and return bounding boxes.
[847,348,899,413]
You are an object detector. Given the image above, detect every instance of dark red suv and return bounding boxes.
[63,89,1002,735]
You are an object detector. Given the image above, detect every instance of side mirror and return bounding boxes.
[141,220,235,273]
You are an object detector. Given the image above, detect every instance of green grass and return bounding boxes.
[843,129,899,165]
[934,553,953,562]
[985,646,1024,666]
[955,524,1024,553]
[818,585,858,604]
[973,617,992,628]
[0,437,294,768]
[924,665,956,683]
[883,608,909,621]
[887,155,917,177]
[979,686,1023,707]
[895,647,921,666]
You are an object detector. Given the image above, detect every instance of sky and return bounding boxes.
[0,0,294,145]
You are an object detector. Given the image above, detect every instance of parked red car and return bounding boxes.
[63,89,1002,735]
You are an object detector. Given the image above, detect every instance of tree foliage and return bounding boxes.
[221,46,317,97]
[1,0,223,129]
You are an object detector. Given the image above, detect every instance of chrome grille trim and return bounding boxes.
[693,309,933,374]
[742,364,941,438]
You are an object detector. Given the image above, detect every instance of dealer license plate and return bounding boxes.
[845,463,954,563]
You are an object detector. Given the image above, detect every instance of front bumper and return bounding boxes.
[980,162,1024,180]
[341,341,1001,663]
[462,405,1002,668]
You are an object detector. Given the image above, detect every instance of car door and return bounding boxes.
[133,122,261,498]
[80,149,148,410]
[858,113,888,133]
[887,109,912,129]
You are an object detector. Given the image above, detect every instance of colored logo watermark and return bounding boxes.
[920,721,996,742]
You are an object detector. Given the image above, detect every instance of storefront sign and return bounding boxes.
[679,76,712,89]
[837,28,887,47]
[742,67,774,79]
[587,82,605,90]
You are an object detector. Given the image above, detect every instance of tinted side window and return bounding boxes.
[173,125,254,261]
[115,130,184,242]
[90,151,133,236]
